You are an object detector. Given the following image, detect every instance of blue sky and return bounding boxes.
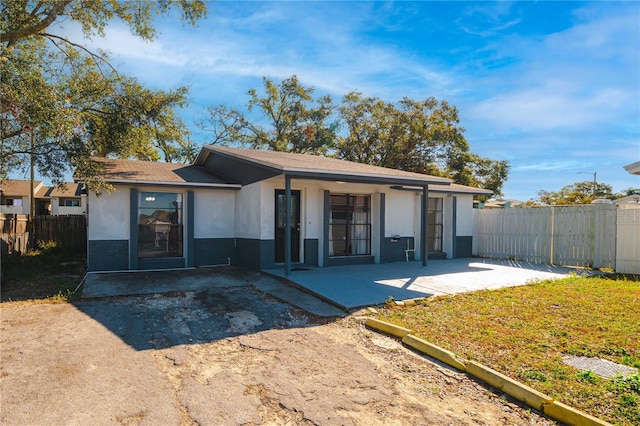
[52,1,639,200]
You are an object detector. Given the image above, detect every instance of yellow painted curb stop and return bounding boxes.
[465,360,552,410]
[364,318,614,426]
[402,334,466,371]
[543,401,613,426]
[364,318,411,338]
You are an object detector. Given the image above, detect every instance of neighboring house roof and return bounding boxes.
[481,199,524,208]
[41,183,84,198]
[89,157,241,189]
[615,195,640,205]
[196,145,455,187]
[624,161,640,175]
[0,179,44,196]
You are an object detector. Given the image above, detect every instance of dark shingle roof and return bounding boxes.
[90,158,239,188]
[201,145,452,186]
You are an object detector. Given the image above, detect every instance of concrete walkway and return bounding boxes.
[264,258,590,309]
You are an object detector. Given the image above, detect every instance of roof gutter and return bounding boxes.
[390,184,493,195]
[284,170,450,187]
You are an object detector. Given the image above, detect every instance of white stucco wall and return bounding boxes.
[235,182,263,239]
[88,188,130,240]
[193,189,235,238]
[385,191,415,237]
[0,203,28,214]
[302,185,323,240]
[456,194,474,236]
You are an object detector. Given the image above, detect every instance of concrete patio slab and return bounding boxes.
[264,258,590,309]
[82,267,345,318]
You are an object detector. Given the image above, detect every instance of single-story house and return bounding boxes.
[0,179,86,215]
[83,146,491,273]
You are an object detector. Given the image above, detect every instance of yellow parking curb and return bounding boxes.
[402,334,466,371]
[364,318,614,426]
[364,318,412,338]
[465,360,552,410]
[543,401,613,426]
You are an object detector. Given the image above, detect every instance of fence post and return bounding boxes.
[549,207,554,265]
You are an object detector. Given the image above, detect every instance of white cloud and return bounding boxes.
[466,4,638,133]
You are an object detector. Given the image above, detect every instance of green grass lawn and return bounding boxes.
[377,274,640,426]
[1,241,85,303]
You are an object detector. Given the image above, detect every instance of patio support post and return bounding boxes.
[285,174,292,276]
[421,185,429,267]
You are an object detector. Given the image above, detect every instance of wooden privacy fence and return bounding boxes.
[35,215,87,251]
[472,205,618,270]
[0,214,29,257]
[0,214,87,258]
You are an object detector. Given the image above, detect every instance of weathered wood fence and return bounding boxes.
[0,214,29,257]
[0,214,87,259]
[472,204,640,273]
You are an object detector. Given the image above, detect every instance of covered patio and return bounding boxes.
[264,258,590,309]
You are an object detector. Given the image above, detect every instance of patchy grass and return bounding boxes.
[377,274,640,426]
[1,241,85,304]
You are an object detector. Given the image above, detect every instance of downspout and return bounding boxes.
[285,175,292,276]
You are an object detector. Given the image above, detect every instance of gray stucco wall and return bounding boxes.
[88,240,129,271]
[304,238,319,267]
[381,236,414,263]
[236,238,275,270]
[194,238,236,266]
[455,236,473,258]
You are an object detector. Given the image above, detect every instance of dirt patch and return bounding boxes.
[0,290,555,425]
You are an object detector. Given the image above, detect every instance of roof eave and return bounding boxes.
[102,179,241,190]
[391,184,493,195]
[286,170,450,186]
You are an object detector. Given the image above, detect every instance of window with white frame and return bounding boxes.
[2,198,23,206]
[59,198,80,207]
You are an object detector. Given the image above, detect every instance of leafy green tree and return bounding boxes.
[201,75,337,154]
[336,92,509,198]
[615,187,640,198]
[201,77,508,197]
[537,181,615,205]
[1,0,206,184]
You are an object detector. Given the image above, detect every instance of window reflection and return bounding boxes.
[138,192,183,258]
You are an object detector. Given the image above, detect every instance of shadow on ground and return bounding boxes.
[75,268,336,351]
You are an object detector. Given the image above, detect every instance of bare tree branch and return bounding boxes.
[40,33,119,77]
